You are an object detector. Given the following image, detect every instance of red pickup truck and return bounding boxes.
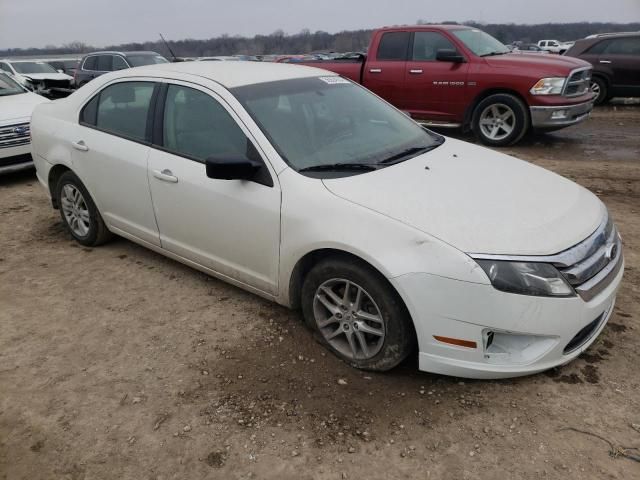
[301,25,596,146]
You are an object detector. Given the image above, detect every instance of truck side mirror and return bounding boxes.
[436,49,465,63]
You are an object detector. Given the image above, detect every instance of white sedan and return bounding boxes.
[0,73,49,173]
[30,62,623,378]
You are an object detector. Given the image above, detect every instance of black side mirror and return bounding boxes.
[436,49,465,63]
[205,155,262,181]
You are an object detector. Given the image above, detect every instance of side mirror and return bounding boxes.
[205,155,262,181]
[436,49,465,63]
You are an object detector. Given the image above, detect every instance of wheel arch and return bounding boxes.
[48,164,73,209]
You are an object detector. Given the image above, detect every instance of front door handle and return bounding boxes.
[599,60,612,64]
[71,140,89,151]
[153,169,178,183]
[369,68,382,73]
[409,69,423,74]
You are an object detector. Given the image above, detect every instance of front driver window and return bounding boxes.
[162,85,249,161]
[412,32,457,61]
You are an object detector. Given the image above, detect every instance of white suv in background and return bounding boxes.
[537,39,574,54]
[0,73,48,173]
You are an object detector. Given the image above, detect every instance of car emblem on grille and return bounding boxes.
[13,126,29,135]
[604,243,617,261]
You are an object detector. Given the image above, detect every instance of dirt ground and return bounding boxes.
[1,103,639,480]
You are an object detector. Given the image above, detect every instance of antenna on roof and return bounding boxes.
[159,33,178,62]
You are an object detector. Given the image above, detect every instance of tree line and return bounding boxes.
[1,22,638,58]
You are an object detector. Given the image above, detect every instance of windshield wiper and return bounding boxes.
[298,163,378,173]
[378,143,442,165]
[480,51,508,57]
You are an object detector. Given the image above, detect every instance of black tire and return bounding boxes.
[56,170,112,247]
[301,257,415,371]
[472,93,530,147]
[591,77,608,105]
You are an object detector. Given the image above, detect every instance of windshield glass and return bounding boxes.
[232,77,442,174]
[12,61,58,74]
[0,73,25,96]
[126,54,169,67]
[452,29,510,56]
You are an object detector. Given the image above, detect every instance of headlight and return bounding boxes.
[476,260,574,297]
[530,77,566,95]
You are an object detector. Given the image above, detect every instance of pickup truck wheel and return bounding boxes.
[301,258,415,372]
[472,94,529,147]
[56,171,112,247]
[590,77,608,105]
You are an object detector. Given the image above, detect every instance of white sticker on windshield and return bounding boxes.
[318,76,350,85]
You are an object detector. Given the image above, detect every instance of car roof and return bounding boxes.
[84,51,162,57]
[110,61,336,88]
[378,24,472,32]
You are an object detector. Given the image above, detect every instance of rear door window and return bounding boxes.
[376,32,411,61]
[81,81,155,142]
[605,37,640,55]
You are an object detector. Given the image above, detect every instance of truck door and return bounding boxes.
[403,31,470,124]
[362,31,410,111]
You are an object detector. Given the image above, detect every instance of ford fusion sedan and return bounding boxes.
[30,62,623,378]
[0,73,48,174]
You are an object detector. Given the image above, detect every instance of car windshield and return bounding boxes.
[232,77,443,174]
[452,29,510,56]
[126,54,169,67]
[11,61,58,74]
[0,73,25,96]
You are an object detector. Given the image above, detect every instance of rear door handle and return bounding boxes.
[409,69,423,74]
[599,60,612,64]
[153,169,178,183]
[369,68,382,73]
[71,140,89,151]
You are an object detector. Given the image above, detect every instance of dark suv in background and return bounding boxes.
[74,51,168,86]
[565,32,640,104]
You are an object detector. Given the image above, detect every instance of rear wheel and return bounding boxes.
[472,93,529,147]
[590,77,608,105]
[56,171,112,246]
[301,258,415,371]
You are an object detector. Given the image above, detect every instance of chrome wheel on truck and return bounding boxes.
[472,93,530,147]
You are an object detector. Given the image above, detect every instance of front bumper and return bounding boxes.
[391,257,623,379]
[529,98,594,129]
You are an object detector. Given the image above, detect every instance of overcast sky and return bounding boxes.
[1,0,639,49]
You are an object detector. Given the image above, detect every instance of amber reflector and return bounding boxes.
[433,335,477,349]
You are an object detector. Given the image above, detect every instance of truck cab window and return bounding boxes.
[377,32,410,61]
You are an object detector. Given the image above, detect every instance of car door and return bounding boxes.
[147,82,281,295]
[599,37,640,94]
[362,31,411,111]
[403,31,470,123]
[71,80,160,245]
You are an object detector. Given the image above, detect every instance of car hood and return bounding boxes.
[0,91,49,123]
[484,53,591,75]
[22,73,73,81]
[322,138,604,256]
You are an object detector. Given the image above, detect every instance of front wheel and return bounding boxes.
[472,93,530,146]
[301,258,415,371]
[590,77,608,105]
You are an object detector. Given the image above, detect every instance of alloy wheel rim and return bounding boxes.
[479,103,516,141]
[61,184,90,238]
[590,81,600,97]
[313,278,385,361]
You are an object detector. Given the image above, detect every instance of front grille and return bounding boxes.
[43,79,72,89]
[0,122,30,150]
[554,214,622,302]
[563,68,592,97]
